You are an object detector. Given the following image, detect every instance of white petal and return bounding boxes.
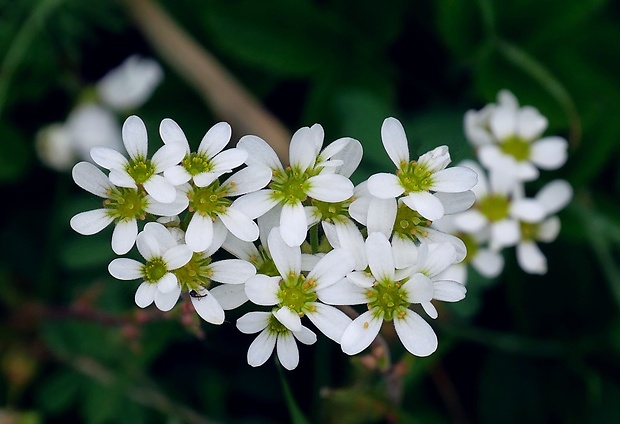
[122,115,148,159]
[516,106,548,140]
[417,146,450,172]
[274,306,302,332]
[267,227,301,277]
[422,243,457,277]
[327,137,362,178]
[393,310,437,357]
[538,216,560,242]
[218,207,259,242]
[289,126,318,172]
[247,330,276,367]
[433,280,466,302]
[471,249,504,278]
[198,122,232,158]
[164,165,192,185]
[163,244,193,269]
[347,271,376,288]
[458,159,489,198]
[244,275,281,305]
[307,249,355,290]
[221,234,259,261]
[192,172,219,188]
[72,162,113,197]
[421,228,467,263]
[191,291,225,324]
[306,174,354,202]
[516,241,547,274]
[366,232,395,281]
[221,165,272,196]
[209,259,256,284]
[109,169,136,188]
[159,118,189,147]
[367,173,404,199]
[535,180,573,215]
[236,311,269,334]
[144,174,177,204]
[305,303,352,343]
[489,106,517,140]
[490,219,520,249]
[134,282,156,308]
[185,214,214,253]
[209,284,248,310]
[151,143,186,172]
[111,219,138,254]
[431,167,478,193]
[434,191,476,215]
[317,278,368,305]
[341,310,383,355]
[453,210,488,233]
[154,284,181,311]
[156,273,178,293]
[145,190,189,216]
[381,117,410,166]
[530,137,568,170]
[402,191,445,221]
[90,146,128,171]
[402,273,434,303]
[276,333,300,370]
[392,236,419,269]
[334,219,367,271]
[292,326,317,345]
[136,227,161,259]
[70,209,114,235]
[232,190,279,220]
[108,258,143,280]
[237,135,284,172]
[280,202,308,247]
[366,197,396,236]
[211,148,248,173]
[510,198,546,223]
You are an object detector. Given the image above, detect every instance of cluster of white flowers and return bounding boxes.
[36,55,163,172]
[434,90,573,282]
[70,114,479,369]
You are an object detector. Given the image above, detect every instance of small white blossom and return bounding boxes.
[237,311,317,370]
[90,115,186,204]
[465,89,568,181]
[97,55,163,112]
[367,117,477,221]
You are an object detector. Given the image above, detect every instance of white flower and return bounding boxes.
[237,311,317,370]
[453,160,545,250]
[36,103,123,172]
[97,55,163,111]
[70,162,188,254]
[233,124,355,246]
[339,233,460,357]
[90,115,186,204]
[160,119,249,187]
[366,117,477,221]
[465,89,568,181]
[244,227,355,343]
[515,179,572,274]
[108,222,193,311]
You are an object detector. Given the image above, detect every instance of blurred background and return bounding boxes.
[2,0,620,423]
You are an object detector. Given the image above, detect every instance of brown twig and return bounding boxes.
[119,0,292,162]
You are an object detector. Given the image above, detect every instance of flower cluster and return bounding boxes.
[70,114,478,369]
[435,89,573,281]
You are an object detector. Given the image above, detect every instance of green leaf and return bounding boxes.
[37,369,81,414]
[0,121,31,182]
[60,236,116,270]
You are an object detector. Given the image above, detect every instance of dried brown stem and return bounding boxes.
[119,0,291,162]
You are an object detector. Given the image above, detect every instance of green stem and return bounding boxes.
[0,0,64,117]
[276,359,311,424]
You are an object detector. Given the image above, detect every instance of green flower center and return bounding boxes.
[393,203,431,241]
[478,194,510,222]
[174,253,213,292]
[367,279,410,322]
[143,258,167,283]
[519,221,539,241]
[276,274,318,315]
[126,157,156,184]
[104,187,148,222]
[311,199,349,223]
[188,181,231,218]
[270,167,310,205]
[500,136,531,162]
[397,160,434,193]
[182,152,214,176]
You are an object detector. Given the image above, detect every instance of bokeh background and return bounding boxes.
[2,0,620,423]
